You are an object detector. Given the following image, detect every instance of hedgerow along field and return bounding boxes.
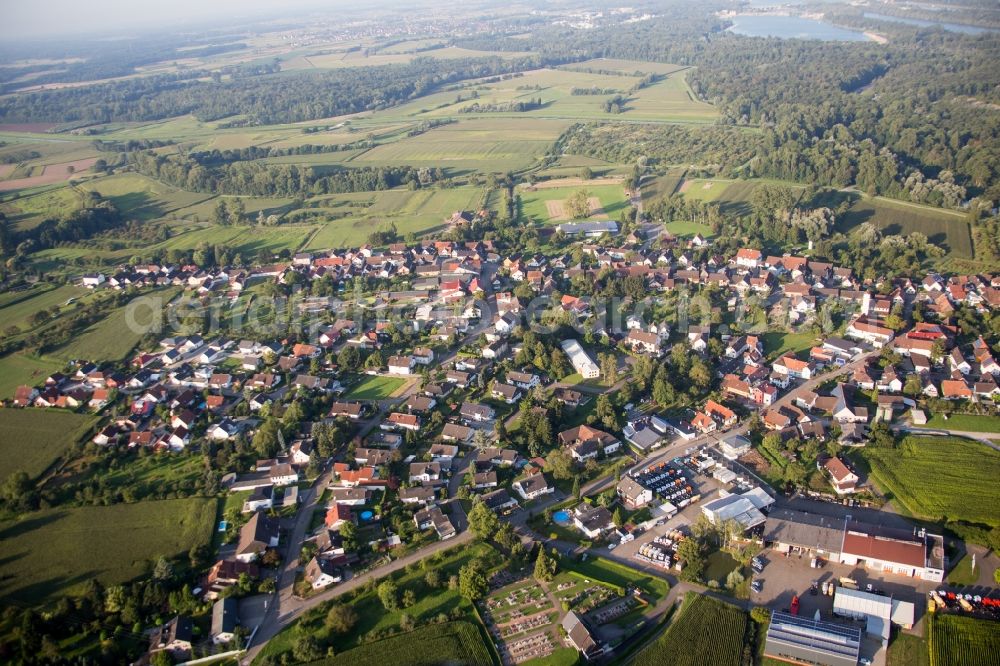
[0,408,96,479]
[929,613,1000,666]
[302,621,494,666]
[861,436,1000,528]
[631,592,748,666]
[0,497,217,605]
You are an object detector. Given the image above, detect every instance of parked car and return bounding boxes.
[751,580,763,593]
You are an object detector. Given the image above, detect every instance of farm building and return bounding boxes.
[839,522,945,582]
[764,611,862,666]
[832,588,915,640]
[764,509,945,582]
[763,508,846,559]
[701,487,773,531]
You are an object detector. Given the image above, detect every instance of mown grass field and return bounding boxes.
[350,118,565,172]
[664,220,715,239]
[679,177,806,216]
[519,183,629,224]
[862,436,1000,527]
[631,593,747,666]
[929,614,1000,666]
[79,173,213,221]
[0,497,217,604]
[342,375,407,400]
[0,353,66,399]
[0,283,88,333]
[817,190,974,257]
[305,185,485,249]
[0,409,95,479]
[384,66,716,124]
[51,288,180,363]
[302,621,493,666]
[561,58,689,76]
[642,168,686,203]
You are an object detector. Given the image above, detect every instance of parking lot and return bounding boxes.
[749,544,938,625]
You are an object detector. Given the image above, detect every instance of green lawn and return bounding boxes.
[946,552,981,586]
[887,632,929,666]
[342,375,407,400]
[862,436,1000,528]
[926,413,1000,433]
[762,331,818,359]
[0,408,95,479]
[563,555,669,601]
[0,353,66,399]
[664,220,714,239]
[51,288,180,362]
[0,497,217,605]
[680,178,806,216]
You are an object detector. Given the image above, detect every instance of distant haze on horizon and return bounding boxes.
[0,0,341,40]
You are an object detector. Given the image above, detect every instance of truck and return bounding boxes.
[839,577,858,590]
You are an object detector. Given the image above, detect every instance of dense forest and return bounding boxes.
[0,55,562,126]
[459,9,1000,203]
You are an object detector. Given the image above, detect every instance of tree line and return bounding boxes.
[128,151,444,197]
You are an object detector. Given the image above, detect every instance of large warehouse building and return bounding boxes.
[763,509,945,582]
[764,611,862,666]
[832,587,915,641]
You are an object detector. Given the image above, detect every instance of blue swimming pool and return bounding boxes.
[360,510,374,521]
[553,510,570,524]
[217,520,228,532]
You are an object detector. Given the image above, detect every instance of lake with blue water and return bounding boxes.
[863,12,997,35]
[727,15,873,42]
